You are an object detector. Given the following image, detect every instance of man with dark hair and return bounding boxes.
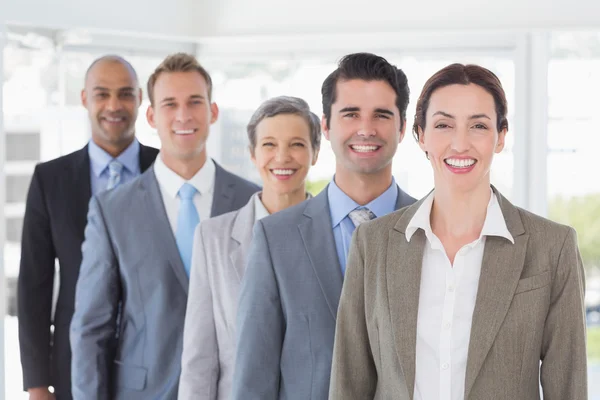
[18,55,159,400]
[69,53,259,400]
[232,52,416,400]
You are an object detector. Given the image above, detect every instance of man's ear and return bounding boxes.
[146,105,156,128]
[321,115,330,141]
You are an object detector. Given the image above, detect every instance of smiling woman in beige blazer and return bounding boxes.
[178,96,320,399]
[329,64,587,400]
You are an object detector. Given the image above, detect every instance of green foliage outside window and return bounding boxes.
[548,193,600,273]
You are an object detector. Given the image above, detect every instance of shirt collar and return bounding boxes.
[153,153,216,198]
[327,176,398,228]
[405,188,514,244]
[254,193,271,222]
[88,138,140,177]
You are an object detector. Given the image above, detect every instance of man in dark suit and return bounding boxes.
[70,53,259,400]
[18,55,159,400]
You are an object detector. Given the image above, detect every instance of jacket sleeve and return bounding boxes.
[17,164,56,390]
[540,227,587,399]
[69,196,120,400]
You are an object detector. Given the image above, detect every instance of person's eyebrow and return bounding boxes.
[432,111,455,119]
[469,113,492,120]
[374,108,394,116]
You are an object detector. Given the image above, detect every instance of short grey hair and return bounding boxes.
[247,96,321,155]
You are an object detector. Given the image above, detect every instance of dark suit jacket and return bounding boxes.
[17,143,159,399]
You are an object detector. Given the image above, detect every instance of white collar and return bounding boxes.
[153,153,216,198]
[254,193,271,222]
[405,188,514,245]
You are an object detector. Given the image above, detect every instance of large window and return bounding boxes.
[546,31,600,398]
[3,36,55,400]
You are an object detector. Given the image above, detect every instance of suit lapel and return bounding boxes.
[296,184,410,321]
[229,194,258,281]
[464,189,528,397]
[387,201,426,400]
[387,188,527,398]
[395,185,416,210]
[140,167,189,294]
[210,162,235,217]
[299,189,343,320]
[72,146,93,237]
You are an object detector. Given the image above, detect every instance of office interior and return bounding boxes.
[1,0,600,397]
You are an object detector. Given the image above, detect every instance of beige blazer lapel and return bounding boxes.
[387,198,428,400]
[229,193,260,282]
[464,188,528,398]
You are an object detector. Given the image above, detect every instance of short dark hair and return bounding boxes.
[412,63,509,141]
[147,53,213,105]
[247,96,321,155]
[321,52,410,130]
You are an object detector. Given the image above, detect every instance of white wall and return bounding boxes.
[209,0,600,36]
[4,0,219,39]
[4,0,600,39]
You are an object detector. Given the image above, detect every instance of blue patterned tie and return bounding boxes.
[106,160,124,190]
[176,183,200,276]
[348,207,376,228]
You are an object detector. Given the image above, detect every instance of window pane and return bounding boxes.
[5,175,31,204]
[5,217,24,244]
[6,132,40,161]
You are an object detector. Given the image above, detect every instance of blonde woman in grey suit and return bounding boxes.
[178,96,320,399]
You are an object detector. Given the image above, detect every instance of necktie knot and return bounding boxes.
[108,160,123,174]
[348,207,376,228]
[178,183,198,200]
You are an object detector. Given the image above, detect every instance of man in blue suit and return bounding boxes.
[70,53,259,400]
[232,52,416,400]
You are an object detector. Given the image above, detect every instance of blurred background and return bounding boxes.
[1,0,600,398]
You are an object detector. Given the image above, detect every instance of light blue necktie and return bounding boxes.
[106,160,124,190]
[176,183,200,276]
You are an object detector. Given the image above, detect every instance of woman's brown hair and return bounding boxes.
[412,63,509,142]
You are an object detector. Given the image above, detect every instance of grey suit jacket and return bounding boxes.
[179,192,262,400]
[231,184,416,400]
[70,163,259,400]
[329,188,587,400]
[179,192,313,399]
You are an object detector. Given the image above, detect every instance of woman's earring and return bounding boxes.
[425,151,429,160]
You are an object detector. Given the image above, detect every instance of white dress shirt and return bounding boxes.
[254,193,270,222]
[153,154,216,233]
[405,189,514,400]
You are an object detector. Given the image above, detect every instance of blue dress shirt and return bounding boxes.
[327,177,398,275]
[88,138,141,195]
